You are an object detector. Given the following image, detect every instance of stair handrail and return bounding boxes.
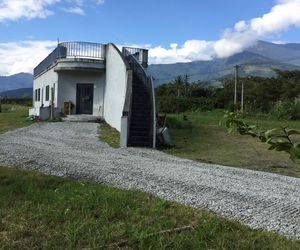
[149,75,156,148]
[124,50,156,148]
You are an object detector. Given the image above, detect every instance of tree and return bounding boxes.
[223,111,300,162]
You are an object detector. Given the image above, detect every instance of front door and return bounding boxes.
[76,84,94,114]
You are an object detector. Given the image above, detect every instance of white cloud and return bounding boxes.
[149,40,214,64]
[271,40,288,44]
[62,6,85,15]
[0,0,59,22]
[0,0,105,22]
[0,40,57,75]
[148,0,300,64]
[96,0,105,5]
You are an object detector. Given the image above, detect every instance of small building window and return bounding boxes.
[35,89,38,101]
[45,85,50,101]
[38,89,41,101]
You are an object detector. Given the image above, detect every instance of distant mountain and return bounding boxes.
[0,73,32,93]
[148,40,300,86]
[0,88,33,98]
[247,40,300,66]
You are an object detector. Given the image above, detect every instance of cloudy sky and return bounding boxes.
[1,0,300,75]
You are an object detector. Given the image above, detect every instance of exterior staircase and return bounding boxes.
[122,47,156,148]
[127,73,152,147]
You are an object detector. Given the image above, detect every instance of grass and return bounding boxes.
[0,104,33,134]
[99,121,120,148]
[1,166,299,249]
[162,110,300,177]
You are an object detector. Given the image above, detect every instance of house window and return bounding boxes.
[45,85,50,101]
[35,89,38,101]
[53,84,55,101]
[38,89,41,101]
[38,89,41,102]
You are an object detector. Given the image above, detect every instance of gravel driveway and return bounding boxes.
[1,122,300,238]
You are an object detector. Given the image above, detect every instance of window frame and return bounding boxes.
[45,85,50,101]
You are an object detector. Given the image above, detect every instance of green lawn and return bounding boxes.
[0,104,33,134]
[163,110,300,177]
[99,121,120,148]
[1,166,299,249]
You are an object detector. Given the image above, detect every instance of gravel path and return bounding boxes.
[1,122,300,238]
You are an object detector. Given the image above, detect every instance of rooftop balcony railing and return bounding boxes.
[34,42,106,77]
[122,47,148,68]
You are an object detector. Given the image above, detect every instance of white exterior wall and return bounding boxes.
[32,66,58,116]
[104,44,130,131]
[57,71,105,116]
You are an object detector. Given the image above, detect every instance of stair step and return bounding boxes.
[130,125,150,130]
[131,121,151,125]
[131,124,150,128]
[129,139,151,145]
[131,118,151,121]
[131,113,151,118]
[128,143,151,147]
[131,119,150,122]
[132,102,150,107]
[132,99,150,104]
[130,130,150,134]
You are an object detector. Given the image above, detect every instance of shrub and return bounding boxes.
[271,97,300,120]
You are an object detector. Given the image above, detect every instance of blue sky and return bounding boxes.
[1,0,300,75]
[0,0,290,45]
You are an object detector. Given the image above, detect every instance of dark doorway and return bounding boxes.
[76,84,94,114]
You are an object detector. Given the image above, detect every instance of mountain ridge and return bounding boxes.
[0,73,33,93]
[148,40,300,85]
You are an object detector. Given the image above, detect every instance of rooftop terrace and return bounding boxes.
[33,42,149,77]
[33,42,106,77]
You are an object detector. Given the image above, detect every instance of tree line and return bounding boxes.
[155,70,300,120]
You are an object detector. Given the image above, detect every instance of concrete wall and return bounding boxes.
[33,66,58,111]
[57,71,105,116]
[104,44,130,131]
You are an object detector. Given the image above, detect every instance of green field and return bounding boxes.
[1,166,299,249]
[163,110,300,177]
[0,104,33,134]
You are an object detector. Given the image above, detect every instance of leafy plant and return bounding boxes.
[223,111,300,162]
[271,97,300,120]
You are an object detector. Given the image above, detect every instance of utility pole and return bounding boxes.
[234,65,239,106]
[241,81,244,112]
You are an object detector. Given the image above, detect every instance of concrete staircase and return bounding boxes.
[128,73,152,147]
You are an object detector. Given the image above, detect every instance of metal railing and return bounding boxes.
[34,42,106,77]
[33,46,66,76]
[59,42,106,60]
[122,47,148,68]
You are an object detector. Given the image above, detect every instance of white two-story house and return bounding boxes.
[30,42,156,148]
